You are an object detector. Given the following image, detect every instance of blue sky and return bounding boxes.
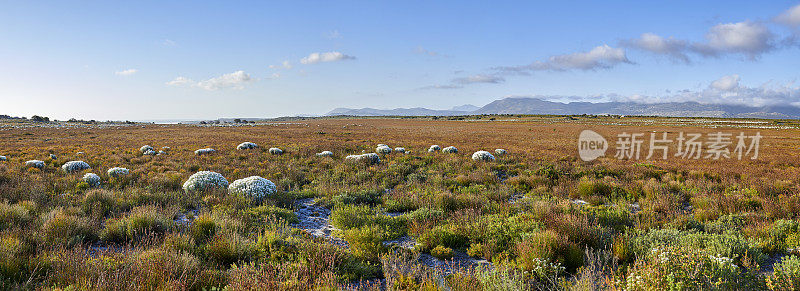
[1,1,800,120]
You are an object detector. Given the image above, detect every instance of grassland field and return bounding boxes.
[2,115,800,290]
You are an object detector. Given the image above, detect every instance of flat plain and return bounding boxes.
[2,116,800,290]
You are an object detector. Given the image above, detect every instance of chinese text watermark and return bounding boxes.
[578,130,761,162]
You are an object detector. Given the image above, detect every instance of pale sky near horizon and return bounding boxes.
[2,1,800,121]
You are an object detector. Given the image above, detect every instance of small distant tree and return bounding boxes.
[31,115,49,122]
[200,121,207,124]
[234,118,242,123]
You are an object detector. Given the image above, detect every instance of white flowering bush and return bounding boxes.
[442,146,458,153]
[139,145,154,153]
[143,149,157,156]
[345,153,380,165]
[158,150,167,155]
[228,176,276,202]
[25,160,44,169]
[107,167,130,178]
[526,257,566,280]
[269,148,284,155]
[376,145,392,154]
[428,145,440,152]
[237,142,258,150]
[394,147,405,153]
[195,148,216,156]
[471,151,495,161]
[495,149,507,156]
[182,171,229,193]
[316,151,334,157]
[49,154,57,160]
[82,173,101,187]
[0,155,6,161]
[161,146,170,151]
[62,161,91,173]
[623,246,756,290]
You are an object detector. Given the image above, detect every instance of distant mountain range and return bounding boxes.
[326,97,800,119]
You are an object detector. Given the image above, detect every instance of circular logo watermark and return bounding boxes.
[578,130,608,161]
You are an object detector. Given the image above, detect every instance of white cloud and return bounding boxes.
[300,52,355,64]
[326,30,341,39]
[622,33,691,63]
[418,84,463,90]
[166,76,194,86]
[695,21,775,58]
[495,45,631,74]
[628,22,777,61]
[452,74,505,84]
[415,46,442,57]
[194,71,253,90]
[710,74,740,91]
[269,60,293,70]
[776,4,800,28]
[611,75,800,107]
[115,69,138,76]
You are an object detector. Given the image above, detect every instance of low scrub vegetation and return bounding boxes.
[0,117,799,289]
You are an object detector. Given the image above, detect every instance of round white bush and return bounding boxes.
[428,145,441,152]
[195,148,216,156]
[495,149,507,156]
[162,146,170,151]
[442,146,458,153]
[182,171,229,193]
[316,151,334,157]
[0,156,6,161]
[140,145,154,153]
[269,148,284,155]
[471,151,496,162]
[49,154,57,160]
[62,160,91,173]
[107,167,130,178]
[82,173,101,187]
[77,152,84,155]
[25,160,44,169]
[237,142,258,150]
[377,144,388,147]
[143,149,157,156]
[345,153,380,165]
[376,145,392,154]
[394,147,405,153]
[228,176,276,201]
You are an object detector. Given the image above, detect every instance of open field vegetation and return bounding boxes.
[1,115,800,290]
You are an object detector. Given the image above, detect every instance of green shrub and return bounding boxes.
[341,225,386,261]
[41,210,97,246]
[330,204,374,230]
[768,255,800,290]
[0,202,33,231]
[203,233,256,266]
[331,189,383,206]
[241,205,298,227]
[100,206,173,242]
[417,225,467,252]
[623,246,763,290]
[190,214,217,243]
[430,245,453,260]
[81,189,120,218]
